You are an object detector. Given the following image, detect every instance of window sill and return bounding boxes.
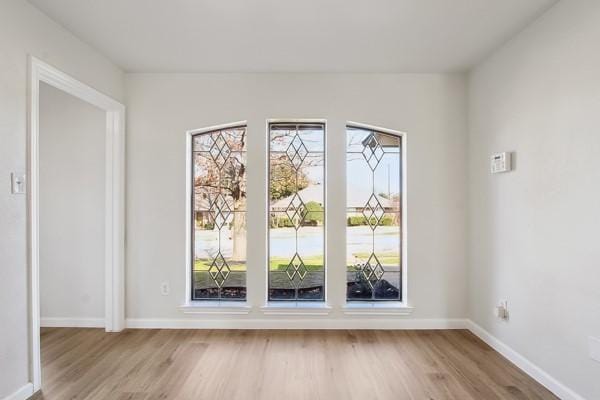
[342,302,414,316]
[260,302,332,316]
[179,301,251,315]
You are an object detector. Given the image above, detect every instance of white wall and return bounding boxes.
[0,0,124,397]
[39,83,105,324]
[468,1,600,398]
[125,73,468,322]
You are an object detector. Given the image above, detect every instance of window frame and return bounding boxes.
[185,121,249,305]
[344,121,408,306]
[266,120,327,304]
[183,120,410,314]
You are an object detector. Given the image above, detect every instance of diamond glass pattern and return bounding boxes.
[286,134,309,170]
[361,254,384,288]
[285,193,308,229]
[362,194,386,230]
[193,126,247,301]
[361,133,384,170]
[208,252,231,288]
[286,253,308,287]
[209,132,231,169]
[209,193,232,229]
[269,123,325,301]
[347,126,402,301]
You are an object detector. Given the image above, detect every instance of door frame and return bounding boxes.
[27,56,126,392]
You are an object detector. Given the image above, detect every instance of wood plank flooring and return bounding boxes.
[33,328,558,400]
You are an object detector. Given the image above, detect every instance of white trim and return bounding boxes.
[265,119,328,306]
[346,121,406,137]
[179,301,251,315]
[186,121,247,136]
[466,320,586,400]
[27,56,126,393]
[40,318,105,328]
[342,302,414,316]
[184,121,248,305]
[267,118,327,124]
[346,121,408,306]
[126,318,468,330]
[260,302,332,316]
[2,383,34,400]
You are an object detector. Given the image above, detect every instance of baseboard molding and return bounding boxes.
[126,318,468,330]
[466,320,586,400]
[41,317,104,328]
[2,383,33,400]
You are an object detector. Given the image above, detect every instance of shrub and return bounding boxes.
[347,216,366,226]
[379,216,394,226]
[203,222,215,230]
[305,201,324,224]
[277,217,295,228]
[347,215,394,226]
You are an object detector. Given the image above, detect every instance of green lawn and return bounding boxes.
[194,259,246,271]
[194,257,324,271]
[195,252,399,272]
[269,256,324,272]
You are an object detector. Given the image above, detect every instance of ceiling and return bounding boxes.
[28,0,558,73]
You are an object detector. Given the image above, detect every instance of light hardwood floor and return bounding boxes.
[33,328,558,400]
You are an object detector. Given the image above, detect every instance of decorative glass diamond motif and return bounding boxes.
[285,193,308,229]
[362,254,384,288]
[269,123,325,301]
[362,194,385,230]
[347,126,402,302]
[209,193,232,229]
[286,134,309,170]
[361,133,384,170]
[209,132,231,169]
[192,126,248,301]
[208,252,231,288]
[286,253,308,286]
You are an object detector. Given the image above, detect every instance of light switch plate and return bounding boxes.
[160,281,170,296]
[590,336,600,363]
[11,172,26,194]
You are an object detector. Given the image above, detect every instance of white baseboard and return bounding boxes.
[41,317,104,328]
[466,320,586,400]
[2,383,33,400]
[126,318,468,330]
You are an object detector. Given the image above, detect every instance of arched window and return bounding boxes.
[191,125,247,300]
[268,122,326,302]
[346,125,403,301]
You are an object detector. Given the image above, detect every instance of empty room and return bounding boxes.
[1,0,599,399]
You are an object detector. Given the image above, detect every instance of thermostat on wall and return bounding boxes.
[491,152,511,174]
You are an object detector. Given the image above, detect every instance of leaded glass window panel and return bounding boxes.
[269,123,325,301]
[346,126,402,301]
[192,126,247,300]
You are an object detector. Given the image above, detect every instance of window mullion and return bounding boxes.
[245,120,268,307]
[325,119,347,308]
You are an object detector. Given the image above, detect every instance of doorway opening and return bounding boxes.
[28,57,125,392]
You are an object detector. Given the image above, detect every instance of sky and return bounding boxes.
[283,127,403,199]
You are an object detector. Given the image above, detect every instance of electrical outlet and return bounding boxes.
[160,281,170,296]
[494,300,509,320]
[590,336,600,363]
